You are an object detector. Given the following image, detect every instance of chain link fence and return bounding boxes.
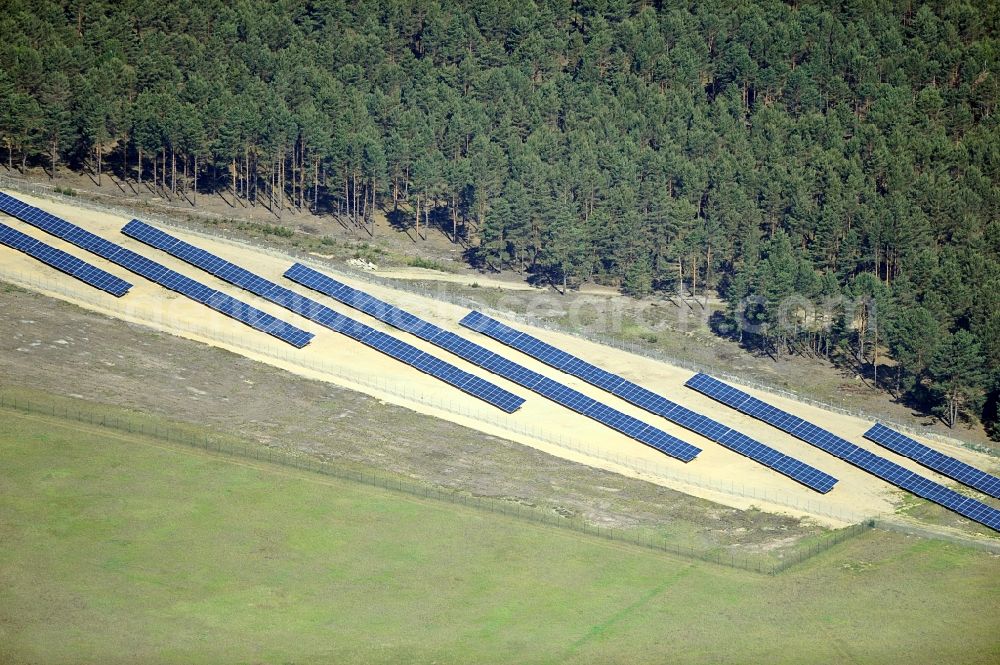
[1,172,985,457]
[872,519,1000,554]
[0,265,874,525]
[0,391,875,575]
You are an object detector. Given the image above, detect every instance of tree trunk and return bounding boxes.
[138,147,143,185]
[231,158,237,203]
[415,195,420,238]
[424,198,429,240]
[279,150,285,211]
[351,171,359,224]
[193,155,198,205]
[691,254,698,296]
[872,322,878,386]
[49,139,57,179]
[97,143,102,186]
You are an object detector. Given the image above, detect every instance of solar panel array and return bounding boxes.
[283,262,702,462]
[686,373,1000,532]
[459,310,838,493]
[0,192,313,348]
[864,423,1000,499]
[121,220,525,413]
[0,221,132,297]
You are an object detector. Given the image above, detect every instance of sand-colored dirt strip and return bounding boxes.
[2,189,997,529]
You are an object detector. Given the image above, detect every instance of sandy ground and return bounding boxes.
[2,188,998,530]
[370,266,623,297]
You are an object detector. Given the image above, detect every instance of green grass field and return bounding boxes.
[1,410,998,664]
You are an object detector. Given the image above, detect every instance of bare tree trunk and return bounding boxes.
[138,147,143,185]
[872,316,878,385]
[415,195,420,238]
[299,144,304,209]
[279,150,285,211]
[691,254,698,296]
[361,181,368,222]
[97,143,102,186]
[314,157,319,211]
[231,158,237,202]
[193,155,197,205]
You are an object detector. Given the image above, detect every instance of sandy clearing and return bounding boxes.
[372,266,539,291]
[2,189,997,530]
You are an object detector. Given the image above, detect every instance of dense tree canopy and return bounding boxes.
[1,0,998,433]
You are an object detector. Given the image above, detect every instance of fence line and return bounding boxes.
[0,265,873,525]
[0,392,876,575]
[0,173,987,455]
[872,519,1000,554]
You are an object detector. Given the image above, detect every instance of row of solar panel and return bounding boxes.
[282,262,702,462]
[0,193,314,348]
[458,310,838,493]
[7,195,992,513]
[121,220,526,413]
[863,423,1000,499]
[0,221,133,297]
[685,373,1000,532]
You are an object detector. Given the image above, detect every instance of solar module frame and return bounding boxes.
[863,423,1000,499]
[120,219,525,414]
[458,310,838,493]
[686,372,1000,532]
[0,221,132,297]
[282,262,702,463]
[0,192,313,348]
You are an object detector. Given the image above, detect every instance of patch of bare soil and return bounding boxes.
[0,286,827,556]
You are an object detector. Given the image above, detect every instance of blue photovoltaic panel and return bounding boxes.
[283,262,701,463]
[686,373,1000,532]
[459,310,837,493]
[0,192,313,348]
[0,221,132,297]
[864,423,1000,499]
[121,220,524,414]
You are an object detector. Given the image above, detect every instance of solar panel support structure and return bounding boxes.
[282,262,702,463]
[0,192,313,348]
[120,219,525,414]
[459,310,838,494]
[0,221,132,297]
[863,423,1000,499]
[685,372,1000,532]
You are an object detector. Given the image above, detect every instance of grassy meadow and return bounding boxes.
[0,409,998,664]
